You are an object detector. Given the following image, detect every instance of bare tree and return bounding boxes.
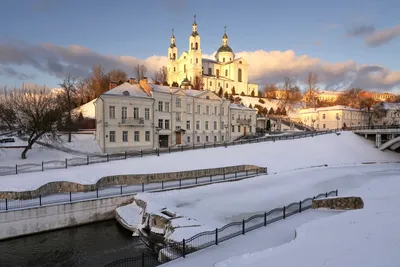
[153,66,168,85]
[107,69,128,85]
[58,74,77,142]
[263,84,278,99]
[9,87,63,159]
[278,77,302,113]
[304,72,319,108]
[134,64,148,81]
[193,75,202,90]
[75,78,92,105]
[0,87,16,131]
[335,88,362,108]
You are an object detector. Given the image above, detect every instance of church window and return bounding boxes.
[208,68,212,75]
[223,58,225,63]
[202,67,204,74]
[238,68,242,82]
[239,61,242,64]
[216,69,220,77]
[195,42,198,50]
[226,83,228,88]
[191,43,193,49]
[184,64,186,73]
[230,58,232,61]
[210,81,212,86]
[173,53,176,59]
[174,67,176,72]
[196,58,198,64]
[225,70,228,76]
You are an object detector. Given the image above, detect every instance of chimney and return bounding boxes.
[109,81,118,90]
[139,77,152,95]
[128,78,136,84]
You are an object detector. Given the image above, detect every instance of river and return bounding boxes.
[0,220,158,267]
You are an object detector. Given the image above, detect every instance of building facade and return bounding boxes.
[95,79,257,153]
[374,102,400,125]
[167,17,259,96]
[299,105,369,130]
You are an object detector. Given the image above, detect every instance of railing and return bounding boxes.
[346,125,400,131]
[0,170,261,212]
[0,130,334,177]
[103,190,339,267]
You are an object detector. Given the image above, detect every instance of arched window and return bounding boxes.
[169,53,171,59]
[196,58,198,64]
[225,70,228,77]
[195,42,198,50]
[184,64,186,73]
[174,67,176,72]
[173,53,176,59]
[238,68,242,82]
[191,43,193,49]
[226,83,228,88]
[223,58,225,63]
[216,69,220,77]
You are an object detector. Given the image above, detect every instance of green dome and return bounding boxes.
[217,45,233,53]
[181,77,191,86]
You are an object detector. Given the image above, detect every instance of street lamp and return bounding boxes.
[311,118,316,130]
[155,126,161,148]
[224,124,228,145]
[336,114,340,130]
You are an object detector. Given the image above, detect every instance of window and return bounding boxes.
[206,136,209,142]
[208,68,212,75]
[206,106,210,115]
[133,107,139,119]
[225,70,228,76]
[238,68,242,82]
[223,58,225,63]
[323,124,326,129]
[174,67,176,72]
[109,106,116,119]
[231,125,235,132]
[214,136,217,142]
[222,135,224,142]
[205,121,209,130]
[238,126,241,132]
[322,114,326,119]
[216,69,220,77]
[187,136,191,143]
[158,101,163,112]
[145,131,150,141]
[197,105,201,114]
[249,126,252,133]
[221,107,225,116]
[196,58,198,64]
[195,42,198,50]
[165,119,170,129]
[186,120,191,130]
[158,119,163,129]
[249,115,252,120]
[122,107,127,120]
[214,121,217,130]
[226,83,228,88]
[210,81,212,86]
[184,64,186,73]
[165,102,170,112]
[175,112,181,122]
[196,121,200,130]
[214,106,217,115]
[197,136,200,143]
[122,131,128,142]
[134,131,140,142]
[109,131,116,142]
[187,104,191,114]
[221,121,224,130]
[232,114,235,120]
[175,98,181,108]
[176,126,181,130]
[145,108,150,120]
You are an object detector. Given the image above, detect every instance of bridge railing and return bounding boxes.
[346,125,400,131]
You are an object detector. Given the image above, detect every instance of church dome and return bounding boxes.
[181,77,191,87]
[217,45,233,53]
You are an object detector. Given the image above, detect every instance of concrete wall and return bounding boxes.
[0,195,134,241]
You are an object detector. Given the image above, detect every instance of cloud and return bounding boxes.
[346,25,375,37]
[0,66,35,80]
[0,40,399,91]
[365,24,400,47]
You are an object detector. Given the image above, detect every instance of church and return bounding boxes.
[167,16,259,96]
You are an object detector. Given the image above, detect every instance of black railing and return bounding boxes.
[103,190,338,267]
[0,130,334,176]
[0,170,261,212]
[346,125,400,131]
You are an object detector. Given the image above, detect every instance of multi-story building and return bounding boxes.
[374,102,400,125]
[167,16,259,96]
[299,105,369,130]
[95,79,257,153]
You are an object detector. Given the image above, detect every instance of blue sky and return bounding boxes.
[0,0,399,91]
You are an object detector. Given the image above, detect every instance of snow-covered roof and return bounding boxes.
[378,102,400,110]
[229,103,256,111]
[72,98,96,119]
[318,90,344,95]
[300,105,362,113]
[150,84,179,94]
[103,82,151,98]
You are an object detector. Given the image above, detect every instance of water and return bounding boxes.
[0,220,157,267]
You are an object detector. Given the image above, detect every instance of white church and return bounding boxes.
[167,16,259,96]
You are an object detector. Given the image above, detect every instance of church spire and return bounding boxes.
[192,15,198,36]
[170,28,176,48]
[222,26,228,46]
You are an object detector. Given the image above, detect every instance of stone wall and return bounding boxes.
[0,165,266,200]
[312,196,364,210]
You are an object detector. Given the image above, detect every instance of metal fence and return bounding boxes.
[346,125,400,131]
[0,170,261,212]
[0,130,334,176]
[103,190,338,267]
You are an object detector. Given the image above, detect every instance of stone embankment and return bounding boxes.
[312,196,364,210]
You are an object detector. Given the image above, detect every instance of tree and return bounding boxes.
[335,88,362,108]
[258,91,262,98]
[134,64,147,81]
[263,84,277,99]
[90,64,108,98]
[231,87,236,95]
[58,74,77,142]
[229,95,234,102]
[259,98,265,104]
[251,90,255,97]
[218,87,223,97]
[240,92,245,96]
[281,108,287,116]
[266,119,271,131]
[0,87,16,131]
[279,77,302,112]
[108,69,128,85]
[9,87,63,159]
[303,72,319,108]
[171,81,179,87]
[275,107,282,115]
[359,96,377,126]
[75,78,92,105]
[153,66,168,85]
[224,91,228,99]
[268,107,275,115]
[193,75,202,90]
[249,103,253,108]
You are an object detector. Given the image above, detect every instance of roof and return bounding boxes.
[72,98,96,119]
[378,102,400,110]
[217,45,233,53]
[102,82,151,98]
[300,105,363,113]
[318,90,344,96]
[202,74,234,82]
[150,84,179,94]
[229,103,256,111]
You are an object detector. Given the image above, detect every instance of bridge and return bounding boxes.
[348,125,400,151]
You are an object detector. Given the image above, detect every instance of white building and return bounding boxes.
[299,105,369,130]
[95,79,257,153]
[374,102,400,125]
[167,17,259,96]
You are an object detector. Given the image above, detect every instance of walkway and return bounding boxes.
[162,210,340,267]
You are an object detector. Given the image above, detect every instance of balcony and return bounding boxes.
[119,117,145,126]
[236,118,252,125]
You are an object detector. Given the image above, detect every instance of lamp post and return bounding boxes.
[224,124,228,143]
[336,114,340,130]
[304,118,308,130]
[155,126,161,148]
[311,118,316,131]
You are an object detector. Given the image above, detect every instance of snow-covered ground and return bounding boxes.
[0,132,397,191]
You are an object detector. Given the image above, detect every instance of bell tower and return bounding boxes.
[188,15,203,89]
[167,29,178,86]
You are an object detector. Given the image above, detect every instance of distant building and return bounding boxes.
[167,16,259,96]
[374,102,400,125]
[94,79,256,153]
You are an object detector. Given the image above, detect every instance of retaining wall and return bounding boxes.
[312,196,364,210]
[0,195,134,240]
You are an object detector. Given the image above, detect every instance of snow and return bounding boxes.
[301,105,363,113]
[229,103,255,111]
[239,96,301,118]
[214,173,400,267]
[115,202,143,228]
[0,131,398,191]
[72,98,96,119]
[103,82,151,98]
[53,134,101,154]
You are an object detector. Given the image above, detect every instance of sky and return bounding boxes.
[0,0,399,92]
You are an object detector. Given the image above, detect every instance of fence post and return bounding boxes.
[325,192,328,198]
[195,176,198,184]
[106,154,109,162]
[125,151,127,159]
[141,252,145,267]
[142,183,144,192]
[193,144,195,150]
[39,195,42,206]
[65,158,67,169]
[299,201,302,213]
[246,170,248,176]
[15,164,17,175]
[336,189,338,196]
[235,171,237,178]
[96,188,99,198]
[214,142,216,148]
[242,219,245,235]
[182,239,186,258]
[87,156,89,165]
[157,148,160,156]
[264,212,267,226]
[283,206,286,219]
[41,161,44,171]
[162,180,164,189]
[181,145,183,152]
[225,141,227,148]
[204,143,206,149]
[169,147,171,153]
[5,199,8,210]
[223,169,225,180]
[210,175,212,183]
[69,192,72,202]
[215,228,219,245]
[179,179,182,187]
[120,185,123,195]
